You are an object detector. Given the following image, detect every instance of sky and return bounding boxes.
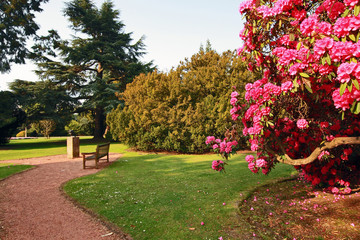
[0,0,245,91]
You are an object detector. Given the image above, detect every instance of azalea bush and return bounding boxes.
[209,0,360,194]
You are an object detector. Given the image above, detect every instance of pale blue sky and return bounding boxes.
[1,0,245,90]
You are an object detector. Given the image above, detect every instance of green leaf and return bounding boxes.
[356,102,360,114]
[342,9,350,17]
[321,57,326,65]
[279,19,282,28]
[299,72,310,78]
[351,101,357,112]
[355,5,360,16]
[348,83,353,93]
[305,84,313,93]
[296,42,301,50]
[333,36,339,41]
[349,34,356,42]
[339,83,347,96]
[341,111,345,120]
[353,79,360,90]
[326,55,331,65]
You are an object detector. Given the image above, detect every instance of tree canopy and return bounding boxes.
[207,0,360,194]
[0,0,48,72]
[107,49,254,153]
[33,0,153,139]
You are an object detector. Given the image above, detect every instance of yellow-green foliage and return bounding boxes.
[107,50,254,153]
[16,131,25,137]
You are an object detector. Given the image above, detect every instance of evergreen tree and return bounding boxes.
[0,0,49,72]
[33,0,153,139]
[107,49,255,153]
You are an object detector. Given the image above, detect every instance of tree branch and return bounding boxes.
[266,136,360,166]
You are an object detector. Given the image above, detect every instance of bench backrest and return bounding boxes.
[97,143,110,156]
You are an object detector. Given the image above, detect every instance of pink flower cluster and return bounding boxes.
[212,160,225,172]
[337,62,360,83]
[296,119,309,130]
[230,91,242,121]
[332,87,360,110]
[205,136,238,154]
[255,0,302,18]
[334,16,360,37]
[316,0,345,20]
[246,155,269,174]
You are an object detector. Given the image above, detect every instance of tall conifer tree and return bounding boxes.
[34,0,153,138]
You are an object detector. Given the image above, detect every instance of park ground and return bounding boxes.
[0,137,359,239]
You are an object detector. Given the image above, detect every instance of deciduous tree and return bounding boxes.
[0,0,48,72]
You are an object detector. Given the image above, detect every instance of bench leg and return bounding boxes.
[95,158,99,169]
[107,153,109,163]
[83,156,86,169]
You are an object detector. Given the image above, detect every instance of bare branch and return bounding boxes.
[267,136,360,166]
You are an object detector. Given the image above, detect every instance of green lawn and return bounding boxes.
[0,137,112,160]
[0,163,34,180]
[64,150,296,240]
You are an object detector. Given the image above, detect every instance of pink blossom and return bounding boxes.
[205,136,216,145]
[245,155,255,163]
[256,158,267,168]
[231,91,239,98]
[281,81,293,92]
[296,119,309,129]
[201,222,205,225]
[344,0,358,8]
[212,160,224,172]
[239,0,256,14]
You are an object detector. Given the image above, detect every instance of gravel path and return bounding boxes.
[0,154,131,240]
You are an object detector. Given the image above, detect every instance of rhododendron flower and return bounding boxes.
[344,0,358,8]
[331,187,340,194]
[296,119,309,129]
[205,136,216,145]
[245,155,255,163]
[212,160,225,172]
[281,81,293,92]
[256,158,267,168]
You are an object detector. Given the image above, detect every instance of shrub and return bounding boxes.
[107,50,255,153]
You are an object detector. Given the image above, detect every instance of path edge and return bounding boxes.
[59,158,133,240]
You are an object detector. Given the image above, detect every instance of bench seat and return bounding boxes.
[82,143,110,169]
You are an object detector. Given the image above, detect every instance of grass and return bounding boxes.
[0,163,34,180]
[64,150,296,240]
[0,137,115,160]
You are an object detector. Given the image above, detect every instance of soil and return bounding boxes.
[0,154,131,240]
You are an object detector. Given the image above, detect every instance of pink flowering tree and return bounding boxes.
[208,0,360,194]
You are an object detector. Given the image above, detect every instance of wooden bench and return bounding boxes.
[82,143,110,169]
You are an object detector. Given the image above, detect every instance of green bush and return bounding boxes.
[107,50,254,153]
